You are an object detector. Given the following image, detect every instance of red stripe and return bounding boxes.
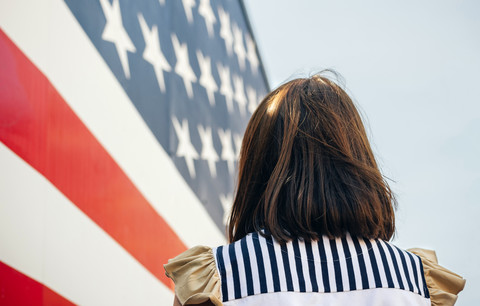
[0,261,75,306]
[0,30,186,289]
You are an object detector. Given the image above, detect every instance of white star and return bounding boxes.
[198,0,216,37]
[245,34,259,73]
[100,0,136,79]
[138,14,171,93]
[218,6,233,56]
[171,34,197,99]
[220,193,233,225]
[233,133,242,159]
[217,62,234,113]
[218,128,236,175]
[247,86,258,113]
[172,117,199,178]
[197,50,218,106]
[182,0,196,24]
[232,23,246,70]
[197,125,219,177]
[233,75,247,115]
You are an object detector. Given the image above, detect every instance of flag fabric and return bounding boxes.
[0,0,269,304]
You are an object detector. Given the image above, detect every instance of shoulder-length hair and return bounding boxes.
[228,74,396,243]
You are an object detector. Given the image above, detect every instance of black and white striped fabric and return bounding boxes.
[214,232,430,305]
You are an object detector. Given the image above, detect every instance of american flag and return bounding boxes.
[0,0,268,304]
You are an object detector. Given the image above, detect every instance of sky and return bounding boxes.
[243,1,479,304]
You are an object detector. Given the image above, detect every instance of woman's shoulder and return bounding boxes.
[408,248,466,306]
[164,245,222,306]
[214,232,464,305]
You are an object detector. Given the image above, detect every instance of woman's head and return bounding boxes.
[228,73,396,243]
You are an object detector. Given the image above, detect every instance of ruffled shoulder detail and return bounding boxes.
[408,248,466,306]
[164,246,222,306]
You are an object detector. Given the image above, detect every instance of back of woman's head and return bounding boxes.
[228,73,396,243]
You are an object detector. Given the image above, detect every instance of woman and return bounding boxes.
[165,74,465,305]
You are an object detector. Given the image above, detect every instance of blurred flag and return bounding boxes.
[0,0,268,304]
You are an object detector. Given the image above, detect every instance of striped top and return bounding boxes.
[213,232,431,305]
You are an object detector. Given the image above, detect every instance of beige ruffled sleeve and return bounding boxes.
[164,246,222,306]
[408,248,466,306]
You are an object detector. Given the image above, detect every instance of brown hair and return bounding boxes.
[228,74,396,243]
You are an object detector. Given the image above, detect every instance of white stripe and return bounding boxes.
[396,248,415,291]
[380,240,401,289]
[246,235,260,295]
[298,241,312,292]
[391,245,410,291]
[0,143,172,305]
[371,240,388,288]
[0,0,225,248]
[358,237,376,289]
[322,236,337,292]
[258,235,274,292]
[403,250,420,294]
[311,240,325,292]
[272,237,287,291]
[286,241,300,292]
[412,254,426,297]
[234,240,248,298]
[346,234,363,290]
[335,237,350,291]
[223,245,235,300]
